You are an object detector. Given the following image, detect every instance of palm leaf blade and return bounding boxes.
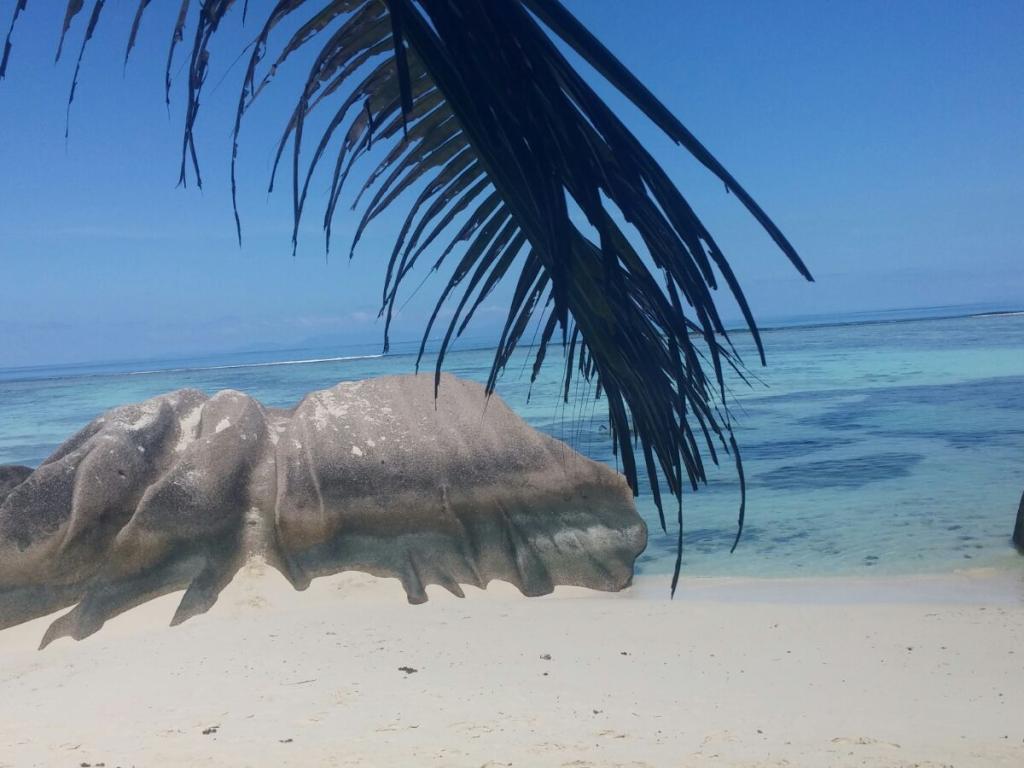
[2,0,812,590]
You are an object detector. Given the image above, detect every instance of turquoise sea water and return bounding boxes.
[1,309,1022,579]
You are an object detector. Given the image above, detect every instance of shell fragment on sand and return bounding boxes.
[0,374,646,646]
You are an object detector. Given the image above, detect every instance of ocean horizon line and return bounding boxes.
[2,301,1021,385]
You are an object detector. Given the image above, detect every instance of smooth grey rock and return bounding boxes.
[0,374,646,646]
[0,465,32,505]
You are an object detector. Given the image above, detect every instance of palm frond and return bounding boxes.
[1,0,812,591]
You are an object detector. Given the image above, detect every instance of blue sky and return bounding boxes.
[0,0,1021,367]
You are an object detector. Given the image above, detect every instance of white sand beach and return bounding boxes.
[1,564,1022,768]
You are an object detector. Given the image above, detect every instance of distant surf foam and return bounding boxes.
[127,354,384,376]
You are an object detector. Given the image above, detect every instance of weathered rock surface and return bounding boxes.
[0,465,32,504]
[0,374,646,646]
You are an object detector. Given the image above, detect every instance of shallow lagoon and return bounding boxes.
[2,310,1022,579]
